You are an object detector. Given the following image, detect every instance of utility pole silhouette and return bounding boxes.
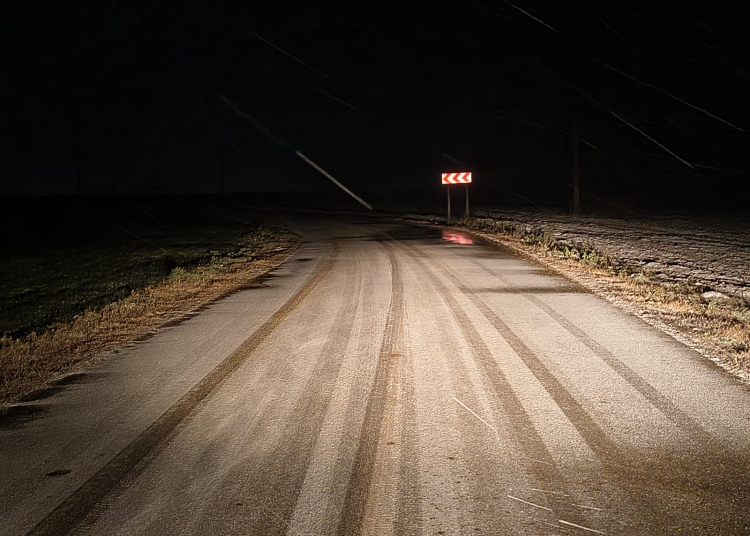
[571,120,580,214]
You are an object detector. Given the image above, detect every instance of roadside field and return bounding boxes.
[0,197,298,405]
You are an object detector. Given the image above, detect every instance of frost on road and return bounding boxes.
[1,213,749,536]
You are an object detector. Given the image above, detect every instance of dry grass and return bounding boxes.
[0,230,299,406]
[461,221,750,382]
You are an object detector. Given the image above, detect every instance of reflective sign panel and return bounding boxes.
[442,172,472,184]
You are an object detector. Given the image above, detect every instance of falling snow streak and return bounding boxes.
[567,84,695,169]
[8,1,749,203]
[204,5,333,80]
[462,0,509,19]
[502,0,558,32]
[598,20,645,54]
[294,151,373,210]
[451,397,498,433]
[316,89,361,112]
[0,83,72,123]
[440,152,465,165]
[251,33,334,80]
[693,164,748,175]
[595,61,746,132]
[216,95,291,150]
[217,94,373,210]
[678,7,725,41]
[489,108,603,154]
[506,495,553,512]
[558,519,607,534]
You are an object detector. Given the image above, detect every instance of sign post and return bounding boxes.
[442,172,472,223]
[447,186,451,222]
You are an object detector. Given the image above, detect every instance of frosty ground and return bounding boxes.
[404,208,750,382]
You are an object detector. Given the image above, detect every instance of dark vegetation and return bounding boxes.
[0,196,277,338]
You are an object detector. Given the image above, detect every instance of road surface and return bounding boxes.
[1,212,749,535]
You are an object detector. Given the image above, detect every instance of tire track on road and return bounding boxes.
[25,244,340,536]
[468,257,717,446]
[402,253,548,534]
[420,244,630,464]
[419,244,750,533]
[79,251,364,536]
[393,340,421,536]
[336,242,422,536]
[394,243,597,531]
[185,243,366,536]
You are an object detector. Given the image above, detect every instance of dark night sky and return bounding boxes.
[2,1,749,209]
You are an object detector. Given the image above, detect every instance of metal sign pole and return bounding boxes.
[442,171,471,223]
[465,183,470,217]
[447,185,451,223]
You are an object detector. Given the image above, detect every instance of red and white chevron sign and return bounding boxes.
[442,172,472,184]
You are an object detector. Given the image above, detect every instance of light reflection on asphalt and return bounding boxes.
[442,229,474,245]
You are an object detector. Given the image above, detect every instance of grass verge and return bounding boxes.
[457,216,750,382]
[0,197,300,406]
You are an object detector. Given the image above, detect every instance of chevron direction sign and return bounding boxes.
[442,171,472,222]
[441,172,472,184]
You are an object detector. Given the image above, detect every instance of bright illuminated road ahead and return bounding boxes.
[2,212,749,535]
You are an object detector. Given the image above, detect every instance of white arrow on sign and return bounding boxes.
[442,172,472,184]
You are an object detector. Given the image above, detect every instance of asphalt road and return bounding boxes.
[2,212,749,535]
